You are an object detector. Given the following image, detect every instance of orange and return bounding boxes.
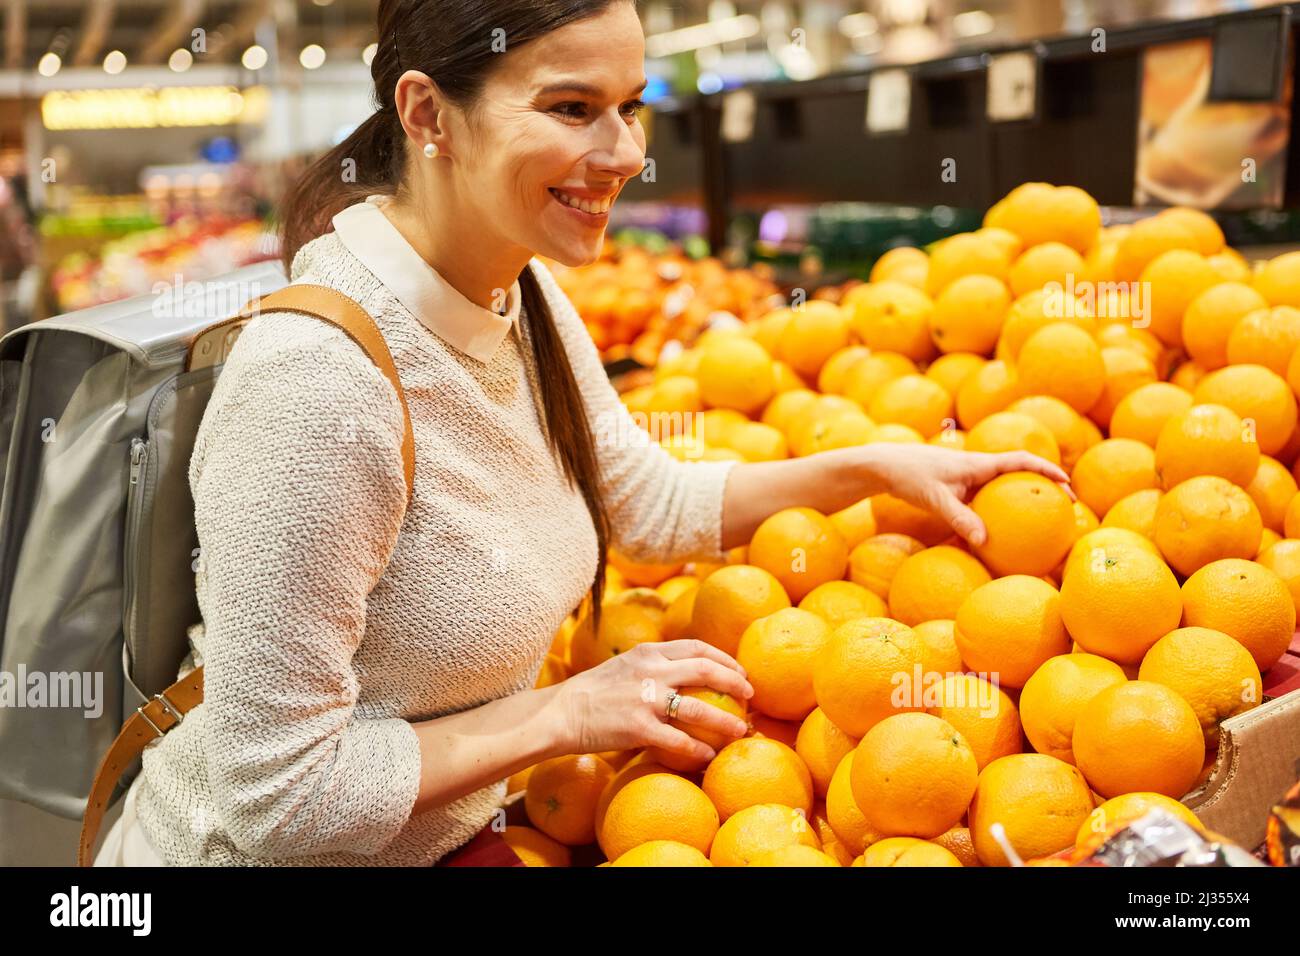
[1009,241,1086,298]
[869,493,952,545]
[870,245,930,285]
[1016,322,1107,414]
[725,421,788,462]
[925,232,1013,295]
[926,352,986,397]
[860,837,963,867]
[1072,438,1158,517]
[965,410,1061,465]
[812,616,925,737]
[1006,396,1091,469]
[1109,382,1194,448]
[928,673,1022,770]
[691,564,792,656]
[930,274,1010,355]
[696,407,748,446]
[913,618,964,676]
[600,772,720,861]
[1101,488,1161,540]
[667,686,748,752]
[761,388,818,435]
[499,826,572,867]
[1075,793,1203,850]
[997,287,1096,361]
[817,345,871,395]
[737,608,830,721]
[593,755,671,844]
[1180,558,1296,673]
[1254,250,1300,306]
[930,426,967,450]
[1154,477,1263,577]
[708,803,820,866]
[1209,248,1252,282]
[1059,537,1182,664]
[842,281,937,361]
[932,826,981,867]
[1019,653,1128,764]
[798,579,887,628]
[968,753,1095,866]
[1171,359,1208,392]
[1062,526,1163,579]
[850,712,978,838]
[828,498,877,550]
[748,713,801,748]
[1095,320,1164,366]
[568,590,666,673]
[751,307,794,355]
[609,550,683,588]
[1259,528,1283,556]
[657,574,698,602]
[1226,305,1300,376]
[1194,364,1298,457]
[1090,347,1157,430]
[749,844,841,867]
[1072,681,1206,799]
[610,840,712,867]
[887,545,992,626]
[990,183,1100,253]
[525,753,616,845]
[777,301,851,379]
[868,423,925,444]
[746,507,847,604]
[696,335,775,415]
[956,359,1019,428]
[847,533,925,597]
[825,753,878,854]
[1257,537,1300,612]
[1114,213,1200,283]
[1158,208,1225,256]
[1155,404,1260,489]
[954,575,1070,688]
[1289,493,1300,537]
[970,472,1077,577]
[795,707,860,798]
[1140,249,1221,348]
[702,737,814,822]
[1247,457,1298,532]
[660,584,698,642]
[799,409,877,455]
[811,802,856,865]
[868,374,954,438]
[840,352,917,410]
[1138,626,1263,746]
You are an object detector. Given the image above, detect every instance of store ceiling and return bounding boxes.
[1,0,1288,71]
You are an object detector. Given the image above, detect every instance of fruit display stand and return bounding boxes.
[508,180,1300,869]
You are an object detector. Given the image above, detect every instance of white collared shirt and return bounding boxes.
[331,194,522,363]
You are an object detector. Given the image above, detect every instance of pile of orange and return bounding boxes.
[501,182,1300,867]
[547,245,778,364]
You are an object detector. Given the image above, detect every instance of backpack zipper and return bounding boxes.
[123,437,151,649]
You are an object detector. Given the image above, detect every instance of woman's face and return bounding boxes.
[450,2,648,268]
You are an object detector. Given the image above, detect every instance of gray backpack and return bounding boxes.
[0,261,289,820]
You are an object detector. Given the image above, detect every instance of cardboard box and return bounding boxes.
[1182,630,1300,852]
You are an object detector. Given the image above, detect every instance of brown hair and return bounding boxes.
[279,0,623,617]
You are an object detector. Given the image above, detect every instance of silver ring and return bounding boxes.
[665,690,682,720]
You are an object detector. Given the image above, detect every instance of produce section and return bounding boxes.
[504,182,1300,868]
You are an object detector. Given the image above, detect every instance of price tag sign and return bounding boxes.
[866,69,911,134]
[721,89,757,143]
[986,51,1038,122]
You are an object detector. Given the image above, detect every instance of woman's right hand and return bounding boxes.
[552,639,753,763]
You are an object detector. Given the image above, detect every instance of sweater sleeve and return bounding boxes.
[527,259,736,565]
[187,314,423,859]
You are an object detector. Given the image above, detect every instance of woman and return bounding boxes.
[96,0,1069,866]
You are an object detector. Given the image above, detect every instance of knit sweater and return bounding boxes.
[130,223,736,866]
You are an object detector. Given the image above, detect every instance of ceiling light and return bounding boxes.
[103,50,127,75]
[299,44,326,70]
[38,52,62,77]
[242,45,268,70]
[168,48,193,72]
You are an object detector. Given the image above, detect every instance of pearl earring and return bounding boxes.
[423,142,438,159]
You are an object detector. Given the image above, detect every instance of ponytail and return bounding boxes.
[279,109,402,271]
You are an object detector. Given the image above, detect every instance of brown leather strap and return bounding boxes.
[192,283,416,502]
[79,283,415,866]
[78,669,204,866]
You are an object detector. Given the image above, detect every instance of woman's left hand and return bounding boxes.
[863,444,1075,547]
